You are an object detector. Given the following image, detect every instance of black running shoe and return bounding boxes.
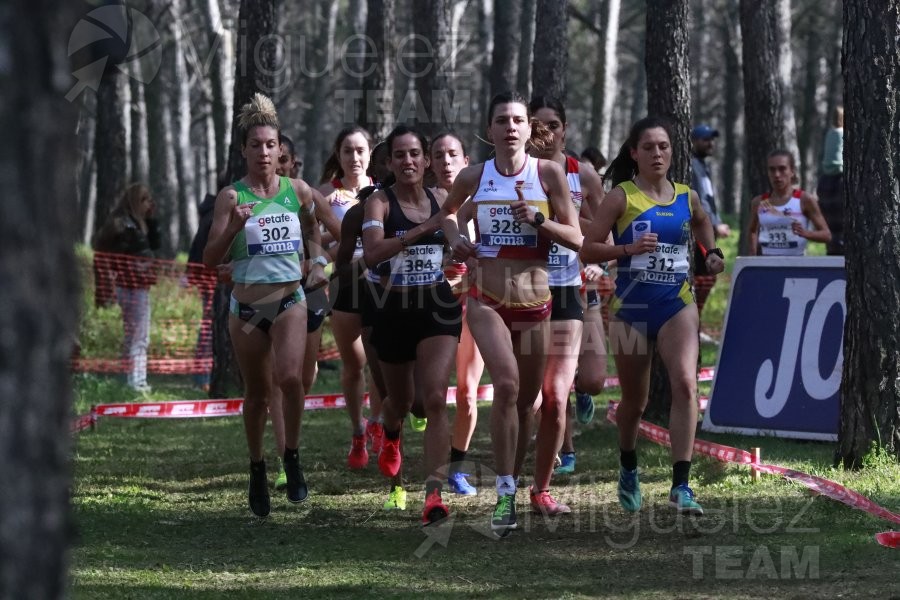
[248,460,270,517]
[283,449,309,503]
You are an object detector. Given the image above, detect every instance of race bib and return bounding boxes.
[477,204,538,247]
[389,244,444,286]
[245,211,302,256]
[759,220,799,250]
[630,242,689,285]
[548,241,577,268]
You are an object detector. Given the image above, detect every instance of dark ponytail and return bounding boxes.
[603,116,674,188]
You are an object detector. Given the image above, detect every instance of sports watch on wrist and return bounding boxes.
[311,255,329,267]
[706,247,724,260]
[533,211,546,227]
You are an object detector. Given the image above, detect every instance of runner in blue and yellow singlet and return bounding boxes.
[581,117,724,517]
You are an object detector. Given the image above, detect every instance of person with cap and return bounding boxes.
[690,124,729,320]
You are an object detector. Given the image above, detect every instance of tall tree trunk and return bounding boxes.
[797,17,823,189]
[629,29,646,125]
[720,1,743,217]
[414,0,452,140]
[214,0,278,397]
[302,0,339,183]
[202,0,230,180]
[476,0,493,160]
[516,0,537,99]
[839,0,900,466]
[739,0,798,197]
[643,0,691,425]
[358,0,395,143]
[77,95,97,245]
[93,69,129,237]
[532,0,569,100]
[345,0,368,92]
[592,0,620,156]
[145,2,178,257]
[0,2,79,595]
[130,74,149,185]
[690,0,709,123]
[489,0,520,98]
[172,0,197,251]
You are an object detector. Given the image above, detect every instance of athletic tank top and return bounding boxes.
[547,156,583,286]
[471,156,552,260]
[378,187,445,286]
[612,180,693,306]
[230,177,303,284]
[329,177,372,260]
[757,189,808,256]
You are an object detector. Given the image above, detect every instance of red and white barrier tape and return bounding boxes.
[607,402,900,545]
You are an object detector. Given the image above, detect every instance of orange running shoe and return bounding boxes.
[530,487,571,516]
[378,436,402,477]
[347,434,369,470]
[422,489,450,526]
[366,420,384,455]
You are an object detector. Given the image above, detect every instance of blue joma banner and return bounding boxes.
[702,257,845,441]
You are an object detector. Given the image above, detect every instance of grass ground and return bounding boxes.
[71,230,899,598]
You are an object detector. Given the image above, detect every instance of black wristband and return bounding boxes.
[706,247,724,260]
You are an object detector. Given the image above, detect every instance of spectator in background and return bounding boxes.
[278,133,303,179]
[94,183,161,393]
[816,106,844,256]
[690,125,730,320]
[581,146,608,175]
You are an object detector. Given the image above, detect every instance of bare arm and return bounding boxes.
[690,190,725,275]
[440,164,481,261]
[580,186,628,264]
[797,193,832,243]
[746,196,762,256]
[361,190,444,268]
[527,159,581,250]
[202,186,245,268]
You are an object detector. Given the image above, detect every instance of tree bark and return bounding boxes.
[797,15,823,189]
[130,73,149,185]
[516,0,537,99]
[720,1,743,216]
[489,0,520,98]
[202,0,231,181]
[77,95,97,245]
[590,0,620,156]
[413,0,453,140]
[94,69,129,238]
[839,0,900,466]
[532,0,568,100]
[172,0,197,250]
[358,0,395,142]
[643,0,692,425]
[0,2,79,596]
[302,0,339,182]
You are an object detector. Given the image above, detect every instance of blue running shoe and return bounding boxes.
[575,391,595,425]
[617,467,642,513]
[669,483,704,515]
[448,471,477,495]
[554,452,576,475]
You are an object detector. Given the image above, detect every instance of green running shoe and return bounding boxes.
[554,452,576,475]
[669,483,704,515]
[617,467,642,513]
[491,494,517,534]
[274,463,287,491]
[408,413,427,432]
[383,485,407,511]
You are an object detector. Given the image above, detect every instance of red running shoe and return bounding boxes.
[366,420,384,455]
[347,434,369,470]
[378,436,402,477]
[530,487,571,516]
[422,489,450,526]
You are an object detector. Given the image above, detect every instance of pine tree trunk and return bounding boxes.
[172,0,197,250]
[358,0,395,142]
[302,0,339,183]
[202,0,230,178]
[517,0,537,99]
[720,2,743,217]
[797,19,823,189]
[643,0,692,425]
[838,0,900,467]
[77,95,97,244]
[532,0,568,100]
[130,73,149,185]
[414,0,452,140]
[489,1,520,98]
[94,69,129,237]
[0,2,79,595]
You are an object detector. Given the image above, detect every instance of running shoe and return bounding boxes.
[422,489,450,525]
[669,483,704,515]
[378,437,402,477]
[491,494,517,533]
[383,485,407,511]
[554,452,576,475]
[248,460,270,517]
[617,467,642,513]
[530,487,572,516]
[348,434,369,470]
[366,420,384,455]
[283,450,309,503]
[448,471,477,496]
[408,414,428,432]
[575,391,595,424]
[274,461,287,491]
